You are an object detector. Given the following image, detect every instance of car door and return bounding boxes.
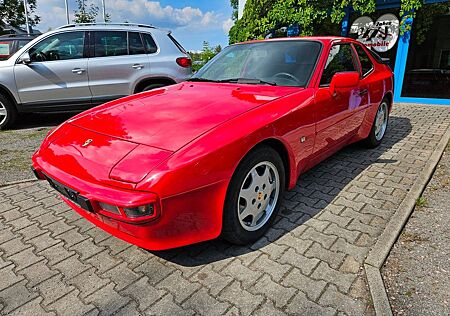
[87,31,150,103]
[352,43,373,127]
[14,31,91,106]
[313,43,361,159]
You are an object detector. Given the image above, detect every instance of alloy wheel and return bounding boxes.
[375,101,388,141]
[237,161,280,232]
[0,101,7,126]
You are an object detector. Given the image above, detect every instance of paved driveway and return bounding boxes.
[1,104,449,315]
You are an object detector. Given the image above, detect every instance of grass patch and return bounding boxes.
[415,196,427,207]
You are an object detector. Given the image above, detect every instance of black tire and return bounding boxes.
[0,94,18,130]
[140,83,167,92]
[363,98,390,148]
[222,145,285,245]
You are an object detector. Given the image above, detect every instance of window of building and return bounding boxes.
[320,43,357,86]
[401,13,450,99]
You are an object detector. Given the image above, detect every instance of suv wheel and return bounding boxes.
[0,94,17,130]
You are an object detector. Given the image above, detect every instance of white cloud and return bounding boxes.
[222,18,234,34]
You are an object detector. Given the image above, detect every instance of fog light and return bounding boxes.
[123,204,155,218]
[98,202,121,215]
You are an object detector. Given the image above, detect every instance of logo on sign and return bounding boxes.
[350,14,399,52]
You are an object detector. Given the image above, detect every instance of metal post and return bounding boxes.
[23,0,31,34]
[64,0,70,24]
[102,0,106,22]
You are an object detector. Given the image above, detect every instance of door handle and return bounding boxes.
[359,89,368,96]
[72,68,86,75]
[132,64,144,70]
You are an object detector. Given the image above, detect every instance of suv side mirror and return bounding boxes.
[17,52,31,65]
[330,72,360,96]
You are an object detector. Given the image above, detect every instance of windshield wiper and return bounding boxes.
[186,77,219,83]
[217,78,277,86]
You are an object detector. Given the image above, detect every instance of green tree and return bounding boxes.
[189,41,222,72]
[230,0,238,21]
[0,0,40,31]
[229,0,424,44]
[73,0,99,23]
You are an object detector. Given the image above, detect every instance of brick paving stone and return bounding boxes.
[250,274,296,308]
[68,268,110,298]
[318,284,366,316]
[146,293,195,316]
[249,254,291,282]
[101,262,141,291]
[311,262,358,294]
[285,291,336,316]
[279,248,320,276]
[47,289,96,315]
[0,265,25,291]
[84,282,131,316]
[191,266,233,296]
[120,276,166,311]
[18,260,58,288]
[183,288,230,316]
[0,281,38,314]
[0,104,448,315]
[282,267,327,302]
[220,281,265,316]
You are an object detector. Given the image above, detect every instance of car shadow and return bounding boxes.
[150,116,413,266]
[12,112,78,130]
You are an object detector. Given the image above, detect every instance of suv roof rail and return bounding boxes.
[57,23,156,30]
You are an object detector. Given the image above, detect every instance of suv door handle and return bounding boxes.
[132,64,144,70]
[72,68,86,75]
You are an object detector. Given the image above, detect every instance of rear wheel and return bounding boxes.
[0,94,18,130]
[222,146,285,245]
[141,83,167,92]
[364,98,389,148]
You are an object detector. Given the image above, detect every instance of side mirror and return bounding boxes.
[330,72,360,96]
[17,52,31,65]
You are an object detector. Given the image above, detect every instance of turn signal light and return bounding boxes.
[123,204,155,218]
[98,202,121,215]
[176,57,192,68]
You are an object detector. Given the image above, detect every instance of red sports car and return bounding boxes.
[32,37,393,250]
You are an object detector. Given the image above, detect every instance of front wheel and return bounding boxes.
[0,94,18,130]
[222,145,285,245]
[364,98,389,148]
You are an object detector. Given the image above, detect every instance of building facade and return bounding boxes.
[238,0,450,105]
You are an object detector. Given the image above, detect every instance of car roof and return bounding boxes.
[56,23,170,34]
[238,36,355,45]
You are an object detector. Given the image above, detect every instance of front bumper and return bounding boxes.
[31,160,228,250]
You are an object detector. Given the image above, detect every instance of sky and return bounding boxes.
[34,0,235,51]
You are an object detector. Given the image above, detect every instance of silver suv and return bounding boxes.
[0,23,192,129]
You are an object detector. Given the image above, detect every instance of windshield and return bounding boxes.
[192,40,322,87]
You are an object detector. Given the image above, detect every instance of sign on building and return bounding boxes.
[350,13,400,52]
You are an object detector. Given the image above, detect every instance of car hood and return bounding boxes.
[69,82,300,151]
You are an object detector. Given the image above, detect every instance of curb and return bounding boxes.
[0,178,38,188]
[364,124,450,316]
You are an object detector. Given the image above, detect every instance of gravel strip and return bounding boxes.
[382,141,450,316]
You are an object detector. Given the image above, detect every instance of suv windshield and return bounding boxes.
[192,40,322,87]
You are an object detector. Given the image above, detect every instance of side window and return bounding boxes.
[320,44,357,86]
[128,32,145,55]
[141,33,157,54]
[17,40,31,50]
[29,32,85,62]
[94,31,128,57]
[354,44,374,76]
